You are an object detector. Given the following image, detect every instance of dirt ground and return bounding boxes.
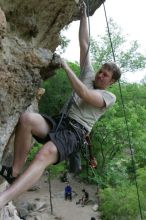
[14,173,100,220]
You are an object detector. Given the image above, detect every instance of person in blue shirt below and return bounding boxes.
[64,182,72,201]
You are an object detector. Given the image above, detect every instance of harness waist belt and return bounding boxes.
[68,117,88,134]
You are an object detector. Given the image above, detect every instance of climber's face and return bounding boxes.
[94,67,115,89]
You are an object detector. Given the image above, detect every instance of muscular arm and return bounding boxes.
[79,2,90,69]
[61,60,105,108]
[60,3,105,108]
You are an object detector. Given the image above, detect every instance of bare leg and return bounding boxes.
[0,141,58,208]
[12,112,51,177]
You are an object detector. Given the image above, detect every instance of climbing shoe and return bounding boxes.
[0,165,16,184]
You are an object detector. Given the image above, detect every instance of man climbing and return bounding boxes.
[0,1,121,208]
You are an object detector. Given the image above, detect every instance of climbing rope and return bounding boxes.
[48,168,53,215]
[102,1,143,219]
[55,0,91,133]
[55,0,96,167]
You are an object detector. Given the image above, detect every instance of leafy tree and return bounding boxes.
[39,62,80,116]
[56,25,71,54]
[57,34,70,54]
[89,83,146,186]
[99,166,146,220]
[90,18,146,73]
[99,183,145,220]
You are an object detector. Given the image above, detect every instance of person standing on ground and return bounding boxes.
[76,188,89,206]
[64,182,72,201]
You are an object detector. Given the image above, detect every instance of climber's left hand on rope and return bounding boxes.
[60,58,68,70]
[79,0,86,15]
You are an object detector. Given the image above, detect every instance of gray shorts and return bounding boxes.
[33,114,88,164]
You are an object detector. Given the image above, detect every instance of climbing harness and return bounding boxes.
[80,134,97,169]
[63,116,97,168]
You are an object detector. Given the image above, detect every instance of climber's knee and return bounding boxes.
[19,112,33,128]
[18,112,50,137]
[35,142,58,165]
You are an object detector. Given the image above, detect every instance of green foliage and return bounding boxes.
[137,167,146,194]
[89,83,146,187]
[48,162,67,178]
[99,166,146,220]
[57,34,70,54]
[27,142,42,162]
[90,18,146,73]
[39,62,80,116]
[99,183,145,220]
[56,25,70,54]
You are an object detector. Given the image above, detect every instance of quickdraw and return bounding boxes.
[81,134,97,169]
